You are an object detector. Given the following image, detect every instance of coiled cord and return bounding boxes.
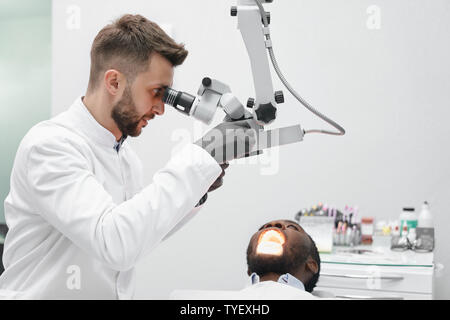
[253,0,345,136]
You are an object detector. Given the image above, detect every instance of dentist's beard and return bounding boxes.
[111,85,142,138]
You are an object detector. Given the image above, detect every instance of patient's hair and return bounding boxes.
[284,220,321,292]
[305,234,321,292]
[87,14,188,91]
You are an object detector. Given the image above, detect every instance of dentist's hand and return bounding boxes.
[194,119,257,164]
[208,162,229,192]
[196,162,229,207]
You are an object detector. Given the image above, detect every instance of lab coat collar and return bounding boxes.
[114,135,127,153]
[71,96,127,151]
[249,272,306,291]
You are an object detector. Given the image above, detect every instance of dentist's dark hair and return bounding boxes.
[87,14,188,92]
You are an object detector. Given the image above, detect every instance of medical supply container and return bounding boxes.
[360,217,374,245]
[399,208,417,236]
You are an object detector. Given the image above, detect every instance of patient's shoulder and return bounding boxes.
[239,281,318,300]
[170,282,320,300]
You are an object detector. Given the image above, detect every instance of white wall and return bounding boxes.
[52,0,450,299]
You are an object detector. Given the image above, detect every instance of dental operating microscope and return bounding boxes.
[163,0,345,158]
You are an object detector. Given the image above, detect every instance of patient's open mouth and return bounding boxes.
[256,229,286,256]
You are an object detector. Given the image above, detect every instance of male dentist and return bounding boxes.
[0,14,254,299]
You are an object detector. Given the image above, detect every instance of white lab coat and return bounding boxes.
[0,97,221,299]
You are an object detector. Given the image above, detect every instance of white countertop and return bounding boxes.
[320,244,434,267]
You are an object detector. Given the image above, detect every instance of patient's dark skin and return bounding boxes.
[247,219,319,288]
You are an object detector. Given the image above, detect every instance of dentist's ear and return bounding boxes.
[104,69,124,96]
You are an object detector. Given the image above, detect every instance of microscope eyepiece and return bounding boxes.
[162,87,195,116]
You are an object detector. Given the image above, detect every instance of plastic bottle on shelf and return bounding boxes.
[399,207,417,236]
[390,224,401,250]
[398,221,409,247]
[418,201,433,228]
[392,224,400,237]
[352,206,361,245]
[407,228,417,244]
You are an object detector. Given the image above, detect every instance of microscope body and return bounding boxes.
[162,0,305,157]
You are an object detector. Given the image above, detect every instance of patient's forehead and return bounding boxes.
[283,219,303,229]
[258,219,305,232]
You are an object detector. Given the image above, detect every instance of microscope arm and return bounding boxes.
[233,0,284,125]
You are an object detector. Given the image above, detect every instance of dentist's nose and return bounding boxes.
[153,99,165,115]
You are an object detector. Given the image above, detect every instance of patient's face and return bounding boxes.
[247,220,312,276]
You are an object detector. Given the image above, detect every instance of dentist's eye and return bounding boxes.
[153,87,168,98]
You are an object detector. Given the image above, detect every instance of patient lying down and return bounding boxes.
[171,219,322,300]
[245,219,321,298]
